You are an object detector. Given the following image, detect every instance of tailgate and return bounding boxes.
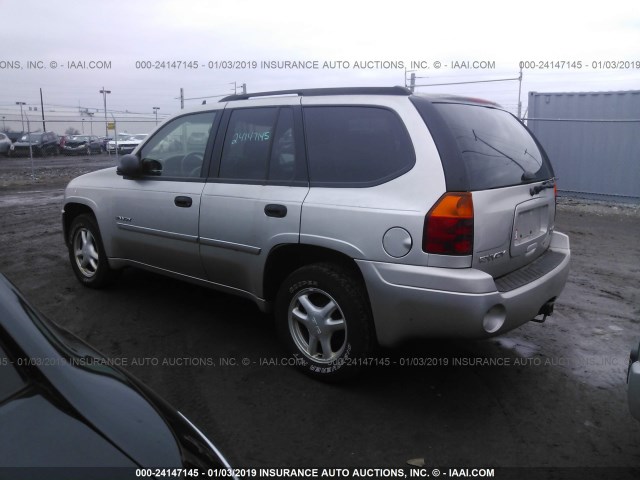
[472,184,556,277]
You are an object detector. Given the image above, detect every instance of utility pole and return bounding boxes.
[153,107,160,125]
[241,83,247,94]
[99,87,111,137]
[15,102,25,132]
[40,88,46,131]
[409,72,416,92]
[180,88,184,109]
[517,67,523,120]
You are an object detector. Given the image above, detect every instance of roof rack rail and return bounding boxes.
[220,86,412,102]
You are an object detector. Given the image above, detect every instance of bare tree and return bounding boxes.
[65,127,80,135]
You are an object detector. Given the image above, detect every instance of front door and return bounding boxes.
[110,110,221,278]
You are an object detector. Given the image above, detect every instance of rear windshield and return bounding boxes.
[434,103,552,190]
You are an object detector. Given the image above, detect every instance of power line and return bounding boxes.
[414,76,520,87]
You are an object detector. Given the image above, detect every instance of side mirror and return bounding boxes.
[117,154,141,176]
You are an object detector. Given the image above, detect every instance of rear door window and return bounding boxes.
[303,106,415,186]
[433,103,553,190]
[217,107,302,183]
[219,108,278,181]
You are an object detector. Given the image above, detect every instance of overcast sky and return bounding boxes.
[1,0,639,129]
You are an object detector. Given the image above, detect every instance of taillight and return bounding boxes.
[423,192,474,255]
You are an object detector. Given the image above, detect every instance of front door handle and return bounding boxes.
[264,204,287,218]
[175,196,192,208]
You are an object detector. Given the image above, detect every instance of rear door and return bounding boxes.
[199,99,308,297]
[431,102,556,277]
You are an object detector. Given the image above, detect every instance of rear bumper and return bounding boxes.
[358,231,571,347]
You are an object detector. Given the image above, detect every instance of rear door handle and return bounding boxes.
[175,196,193,208]
[264,204,287,218]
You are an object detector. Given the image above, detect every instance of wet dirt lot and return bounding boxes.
[1,154,639,477]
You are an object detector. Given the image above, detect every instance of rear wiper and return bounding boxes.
[530,178,556,196]
[473,130,528,174]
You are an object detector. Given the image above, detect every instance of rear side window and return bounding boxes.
[303,106,415,186]
[433,103,553,190]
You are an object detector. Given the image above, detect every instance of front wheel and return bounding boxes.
[68,214,118,288]
[275,263,376,381]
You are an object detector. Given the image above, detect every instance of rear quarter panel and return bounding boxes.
[299,95,445,265]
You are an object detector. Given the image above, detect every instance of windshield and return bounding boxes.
[133,134,148,140]
[434,103,553,190]
[19,133,41,142]
[70,136,90,141]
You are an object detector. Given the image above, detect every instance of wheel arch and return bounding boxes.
[263,243,372,307]
[62,202,97,245]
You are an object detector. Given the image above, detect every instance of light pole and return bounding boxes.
[99,87,111,137]
[82,118,85,134]
[1,116,5,131]
[16,102,25,132]
[87,112,94,135]
[153,106,160,125]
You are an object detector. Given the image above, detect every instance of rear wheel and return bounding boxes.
[275,263,375,381]
[68,214,118,288]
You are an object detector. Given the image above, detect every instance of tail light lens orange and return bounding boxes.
[423,192,474,255]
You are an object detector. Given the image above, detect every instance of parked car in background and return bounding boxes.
[0,133,11,155]
[106,133,132,154]
[0,273,236,475]
[119,134,149,154]
[107,133,148,154]
[629,340,640,420]
[8,132,59,157]
[63,135,103,155]
[4,131,25,143]
[62,86,570,381]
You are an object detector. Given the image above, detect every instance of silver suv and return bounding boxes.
[62,87,571,380]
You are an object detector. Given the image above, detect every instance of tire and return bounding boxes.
[275,263,376,381]
[67,214,118,288]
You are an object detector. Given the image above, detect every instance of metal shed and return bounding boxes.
[527,90,640,202]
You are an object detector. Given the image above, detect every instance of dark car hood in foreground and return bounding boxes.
[0,274,229,475]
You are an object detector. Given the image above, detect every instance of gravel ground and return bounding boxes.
[1,154,639,478]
